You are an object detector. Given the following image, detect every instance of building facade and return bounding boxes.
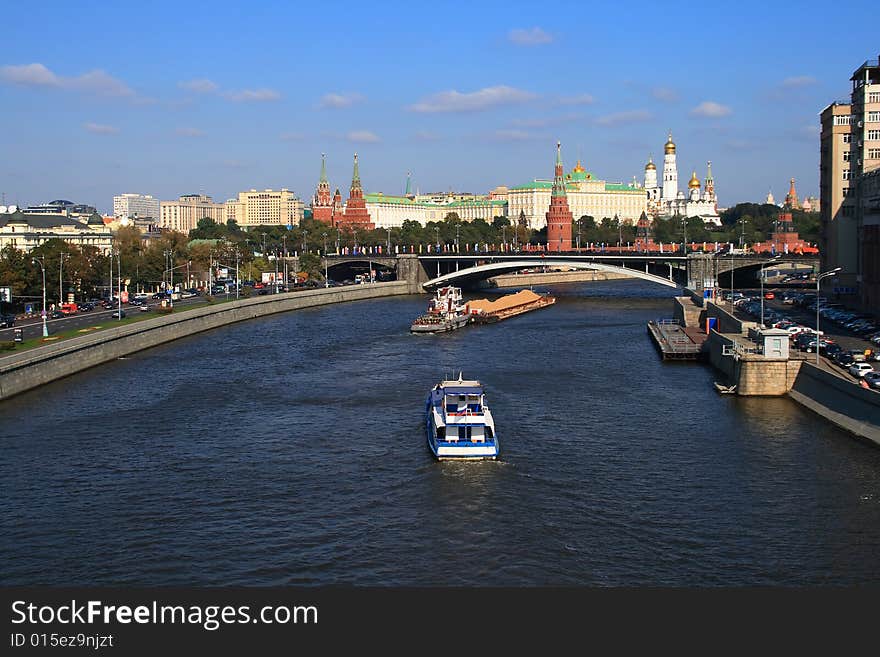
[160,194,227,234]
[225,189,304,228]
[334,154,374,230]
[0,208,113,253]
[113,193,160,220]
[820,54,880,309]
[508,159,645,228]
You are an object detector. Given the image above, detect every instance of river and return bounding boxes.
[2,280,879,585]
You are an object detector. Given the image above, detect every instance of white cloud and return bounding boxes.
[317,92,364,109]
[490,129,537,142]
[84,122,119,135]
[175,127,206,137]
[651,86,679,102]
[346,130,380,144]
[407,85,536,113]
[1,62,135,98]
[224,88,281,102]
[508,27,554,46]
[178,78,218,94]
[594,110,652,126]
[691,101,732,118]
[557,93,595,106]
[781,76,817,88]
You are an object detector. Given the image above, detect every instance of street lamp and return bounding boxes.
[58,252,69,306]
[386,228,392,253]
[815,267,842,365]
[759,255,781,327]
[282,235,288,290]
[323,232,329,286]
[335,228,341,255]
[31,256,48,337]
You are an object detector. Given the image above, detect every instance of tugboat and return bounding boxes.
[410,286,471,333]
[425,375,499,459]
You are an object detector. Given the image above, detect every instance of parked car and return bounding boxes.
[49,310,64,319]
[138,304,151,312]
[763,291,775,300]
[849,363,874,378]
[864,371,880,390]
[836,353,856,369]
[111,310,126,318]
[0,314,15,328]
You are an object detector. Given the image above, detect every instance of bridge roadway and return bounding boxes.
[323,252,820,291]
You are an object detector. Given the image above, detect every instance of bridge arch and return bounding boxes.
[423,259,680,290]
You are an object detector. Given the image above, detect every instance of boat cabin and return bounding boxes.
[430,380,493,444]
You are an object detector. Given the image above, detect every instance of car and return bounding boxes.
[138,304,151,312]
[836,353,856,369]
[849,363,874,378]
[49,310,64,319]
[821,343,842,358]
[133,293,149,300]
[0,314,15,328]
[764,291,775,300]
[129,299,142,306]
[111,310,126,318]
[864,371,880,389]
[152,292,169,299]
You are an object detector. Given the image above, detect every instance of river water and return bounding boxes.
[2,280,880,586]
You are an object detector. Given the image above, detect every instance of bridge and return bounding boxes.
[321,253,820,293]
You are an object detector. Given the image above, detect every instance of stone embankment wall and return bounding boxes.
[788,362,880,446]
[706,331,802,395]
[0,282,411,401]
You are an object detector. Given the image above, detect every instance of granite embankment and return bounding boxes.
[0,282,410,401]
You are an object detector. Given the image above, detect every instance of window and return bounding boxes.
[834,115,853,126]
[869,92,880,103]
[843,133,852,143]
[868,111,880,123]
[843,151,851,161]
[843,169,851,180]
[869,148,880,159]
[868,130,880,140]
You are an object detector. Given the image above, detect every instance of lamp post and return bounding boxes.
[434,227,440,276]
[302,230,308,255]
[116,249,122,320]
[759,255,781,327]
[59,252,68,306]
[682,215,687,254]
[282,235,288,290]
[501,225,506,252]
[32,256,48,337]
[323,232,329,287]
[455,224,460,253]
[385,228,391,253]
[815,267,842,365]
[335,228,341,255]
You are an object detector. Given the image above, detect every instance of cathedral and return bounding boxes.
[644,133,721,226]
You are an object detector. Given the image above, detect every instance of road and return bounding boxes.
[0,295,209,342]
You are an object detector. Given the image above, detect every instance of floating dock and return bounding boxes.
[647,320,708,361]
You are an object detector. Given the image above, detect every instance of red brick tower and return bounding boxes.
[332,188,343,223]
[336,153,374,230]
[546,141,573,252]
[312,153,333,224]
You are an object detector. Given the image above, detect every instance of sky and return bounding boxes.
[0,0,877,214]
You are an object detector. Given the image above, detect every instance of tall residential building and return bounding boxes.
[113,193,160,220]
[160,194,227,233]
[820,103,855,284]
[226,189,304,228]
[821,54,880,309]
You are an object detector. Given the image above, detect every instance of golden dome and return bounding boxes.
[645,157,656,170]
[688,171,701,189]
[572,159,585,173]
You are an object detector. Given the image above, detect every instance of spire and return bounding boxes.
[706,161,713,182]
[405,172,412,196]
[552,141,566,197]
[320,153,327,183]
[352,153,360,185]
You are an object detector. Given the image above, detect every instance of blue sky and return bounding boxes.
[1,0,876,213]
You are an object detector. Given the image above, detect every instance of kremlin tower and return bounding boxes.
[662,132,678,202]
[784,178,800,210]
[312,153,333,224]
[336,153,374,230]
[545,141,573,252]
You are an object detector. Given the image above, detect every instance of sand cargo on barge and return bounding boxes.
[467,289,556,324]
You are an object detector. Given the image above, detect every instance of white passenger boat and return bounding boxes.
[425,376,499,459]
[410,286,471,333]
